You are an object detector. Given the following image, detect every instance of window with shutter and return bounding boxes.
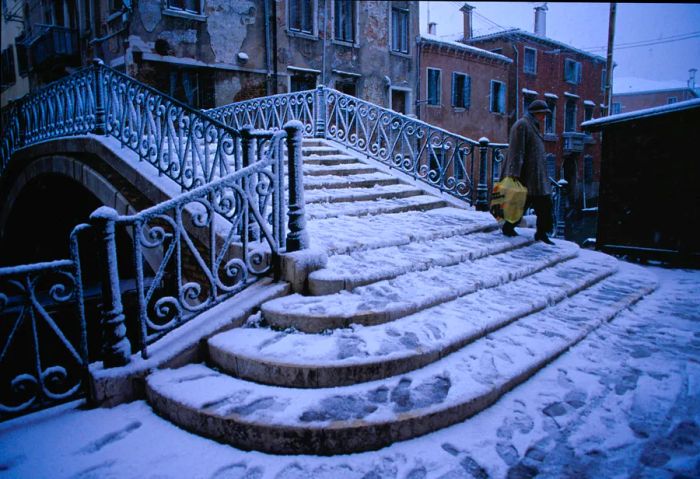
[391,8,409,53]
[524,47,537,74]
[490,80,505,113]
[546,154,557,179]
[427,68,441,106]
[545,99,556,134]
[564,59,582,85]
[565,99,577,132]
[452,72,470,109]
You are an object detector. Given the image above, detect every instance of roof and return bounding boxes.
[613,77,697,95]
[582,98,700,130]
[419,34,513,64]
[464,28,606,63]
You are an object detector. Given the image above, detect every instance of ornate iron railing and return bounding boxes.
[208,86,508,207]
[1,60,243,192]
[0,227,88,419]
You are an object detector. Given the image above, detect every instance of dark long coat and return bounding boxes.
[501,114,551,196]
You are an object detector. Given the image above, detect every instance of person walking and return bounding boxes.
[500,99,554,244]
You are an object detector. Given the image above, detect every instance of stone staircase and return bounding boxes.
[144,139,657,455]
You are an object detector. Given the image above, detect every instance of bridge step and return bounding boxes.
[261,240,579,333]
[301,171,399,190]
[305,193,447,220]
[305,206,495,256]
[307,229,532,295]
[209,249,618,388]
[302,163,380,176]
[146,262,656,455]
[304,183,425,204]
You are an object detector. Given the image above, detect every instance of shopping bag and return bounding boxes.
[490,177,528,224]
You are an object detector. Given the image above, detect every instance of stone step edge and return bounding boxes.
[146,270,657,456]
[208,258,617,388]
[263,242,579,333]
[308,234,534,296]
[306,196,448,222]
[302,176,399,190]
[304,184,425,204]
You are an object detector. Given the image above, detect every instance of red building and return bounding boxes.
[417,33,512,144]
[462,4,607,210]
[612,87,699,115]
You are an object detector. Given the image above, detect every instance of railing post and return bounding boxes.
[240,125,260,241]
[284,120,309,251]
[90,206,131,367]
[314,85,326,138]
[93,58,106,135]
[555,179,569,238]
[476,137,490,211]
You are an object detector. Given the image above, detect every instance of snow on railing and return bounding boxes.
[209,86,509,207]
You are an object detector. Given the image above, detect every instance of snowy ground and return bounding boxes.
[1,262,698,479]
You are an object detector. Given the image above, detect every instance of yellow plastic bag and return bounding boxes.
[490,177,528,224]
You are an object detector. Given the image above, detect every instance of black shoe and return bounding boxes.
[535,232,555,245]
[502,222,518,237]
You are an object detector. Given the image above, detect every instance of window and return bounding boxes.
[290,71,317,92]
[564,99,577,132]
[584,155,594,187]
[391,88,409,114]
[545,99,556,134]
[430,146,445,173]
[165,68,214,109]
[15,35,28,77]
[601,68,607,94]
[335,77,357,96]
[524,47,537,74]
[612,102,621,114]
[427,68,441,106]
[165,0,202,15]
[0,47,16,90]
[289,0,314,35]
[451,73,471,109]
[523,94,535,115]
[667,97,678,104]
[564,59,582,84]
[334,0,355,43]
[490,80,506,113]
[391,7,409,54]
[584,104,594,122]
[546,154,557,180]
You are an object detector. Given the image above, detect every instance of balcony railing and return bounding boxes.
[562,131,586,153]
[29,25,80,70]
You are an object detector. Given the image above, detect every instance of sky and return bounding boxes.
[419,2,700,93]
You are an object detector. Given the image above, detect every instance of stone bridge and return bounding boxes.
[0,63,655,456]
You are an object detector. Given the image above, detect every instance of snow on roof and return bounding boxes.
[583,98,700,130]
[419,34,513,63]
[613,77,696,95]
[465,28,606,63]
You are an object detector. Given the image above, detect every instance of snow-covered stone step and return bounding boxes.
[302,163,379,176]
[209,250,618,388]
[304,183,425,204]
[300,155,361,166]
[302,146,345,156]
[306,207,497,256]
[301,171,399,190]
[308,229,532,295]
[262,240,579,333]
[305,194,447,221]
[146,264,657,455]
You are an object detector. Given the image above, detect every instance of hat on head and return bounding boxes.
[528,99,551,114]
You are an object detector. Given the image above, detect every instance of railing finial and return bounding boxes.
[476,137,491,211]
[284,120,309,251]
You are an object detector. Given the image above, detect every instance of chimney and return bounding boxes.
[428,22,437,35]
[534,3,548,37]
[460,3,475,40]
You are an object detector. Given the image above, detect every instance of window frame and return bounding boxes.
[564,98,578,132]
[544,98,557,135]
[333,0,357,45]
[427,67,441,106]
[490,80,506,114]
[288,0,317,37]
[564,58,582,85]
[451,72,471,109]
[390,6,409,54]
[523,47,537,75]
[163,0,205,20]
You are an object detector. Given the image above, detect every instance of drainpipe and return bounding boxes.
[321,0,328,86]
[271,0,279,94]
[416,40,421,120]
[510,41,519,122]
[264,0,272,95]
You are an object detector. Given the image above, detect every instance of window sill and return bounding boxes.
[427,103,442,108]
[390,50,411,59]
[332,39,359,48]
[452,107,470,112]
[162,9,207,21]
[524,70,537,76]
[287,30,319,41]
[544,133,558,142]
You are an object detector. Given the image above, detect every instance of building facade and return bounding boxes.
[1,0,30,108]
[463,4,607,210]
[612,87,699,115]
[418,33,511,143]
[11,0,419,111]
